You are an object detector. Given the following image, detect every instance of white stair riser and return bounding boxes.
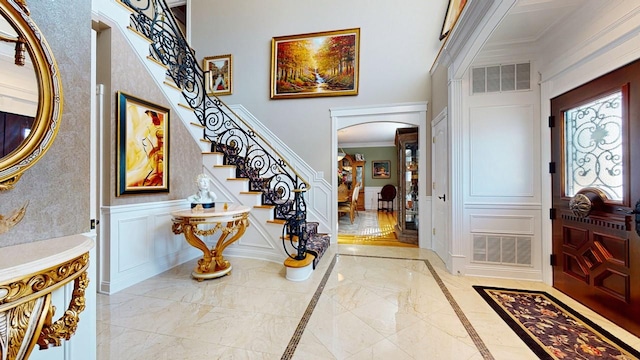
[209,167,236,180]
[238,193,263,206]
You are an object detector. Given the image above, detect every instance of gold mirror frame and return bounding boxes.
[0,0,62,191]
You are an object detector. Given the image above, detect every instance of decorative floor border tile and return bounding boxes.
[281,253,494,359]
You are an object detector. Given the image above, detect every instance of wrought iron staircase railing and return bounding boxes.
[119,0,310,261]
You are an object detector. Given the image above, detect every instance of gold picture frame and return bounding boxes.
[203,54,232,96]
[116,91,170,195]
[372,160,391,179]
[440,0,468,40]
[270,28,360,99]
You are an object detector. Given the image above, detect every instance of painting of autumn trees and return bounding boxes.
[271,28,360,99]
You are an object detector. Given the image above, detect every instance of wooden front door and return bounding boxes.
[551,59,640,337]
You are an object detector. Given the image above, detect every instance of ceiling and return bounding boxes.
[338,122,415,148]
[339,0,587,148]
[484,0,587,48]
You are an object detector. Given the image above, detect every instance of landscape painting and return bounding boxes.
[270,28,360,99]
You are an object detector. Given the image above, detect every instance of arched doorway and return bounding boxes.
[330,102,429,248]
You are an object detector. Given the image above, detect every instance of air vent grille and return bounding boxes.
[473,234,532,266]
[472,62,530,94]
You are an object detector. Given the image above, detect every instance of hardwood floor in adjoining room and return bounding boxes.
[337,210,417,248]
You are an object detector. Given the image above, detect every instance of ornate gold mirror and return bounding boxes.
[0,0,62,190]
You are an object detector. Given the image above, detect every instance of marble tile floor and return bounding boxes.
[97,245,640,359]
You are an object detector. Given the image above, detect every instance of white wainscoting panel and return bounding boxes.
[469,214,534,235]
[463,207,542,280]
[469,104,535,198]
[365,186,399,211]
[117,216,151,272]
[100,200,292,294]
[100,200,200,294]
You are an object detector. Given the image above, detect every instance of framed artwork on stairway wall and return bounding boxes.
[440,0,467,40]
[270,28,360,99]
[203,54,232,96]
[116,91,170,196]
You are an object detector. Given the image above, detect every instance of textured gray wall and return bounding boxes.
[100,24,202,206]
[189,0,447,178]
[0,0,91,246]
[0,1,202,247]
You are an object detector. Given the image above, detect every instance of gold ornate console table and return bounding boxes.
[172,204,250,281]
[0,235,93,360]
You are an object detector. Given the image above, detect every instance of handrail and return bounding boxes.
[118,0,310,259]
[214,100,310,190]
[119,0,311,218]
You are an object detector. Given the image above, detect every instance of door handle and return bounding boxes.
[617,200,640,236]
[438,194,446,201]
[616,208,639,215]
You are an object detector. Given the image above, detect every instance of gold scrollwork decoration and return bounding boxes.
[172,211,250,279]
[0,201,28,235]
[7,301,35,359]
[0,174,21,191]
[0,251,89,360]
[37,271,88,349]
[3,294,50,360]
[14,0,29,15]
[0,253,88,307]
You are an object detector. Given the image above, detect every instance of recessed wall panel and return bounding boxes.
[153,213,182,257]
[469,105,535,197]
[118,216,150,272]
[469,214,534,234]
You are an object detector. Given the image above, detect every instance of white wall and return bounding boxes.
[460,70,543,280]
[189,0,449,178]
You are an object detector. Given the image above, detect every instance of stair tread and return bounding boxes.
[254,205,275,209]
[284,253,315,268]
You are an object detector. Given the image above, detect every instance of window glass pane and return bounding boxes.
[564,91,623,200]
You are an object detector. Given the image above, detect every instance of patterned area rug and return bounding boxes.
[474,286,640,360]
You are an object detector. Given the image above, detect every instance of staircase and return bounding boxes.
[107,0,330,279]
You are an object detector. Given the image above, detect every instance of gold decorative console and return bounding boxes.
[0,235,93,360]
[172,204,250,281]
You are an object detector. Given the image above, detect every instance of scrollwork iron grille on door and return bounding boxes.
[564,91,623,201]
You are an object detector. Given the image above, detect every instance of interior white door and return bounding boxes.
[432,115,448,262]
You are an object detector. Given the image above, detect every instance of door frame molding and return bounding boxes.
[432,108,449,262]
[330,102,429,248]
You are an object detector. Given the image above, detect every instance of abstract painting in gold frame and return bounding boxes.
[203,54,232,96]
[116,91,169,195]
[440,0,468,40]
[271,28,360,99]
